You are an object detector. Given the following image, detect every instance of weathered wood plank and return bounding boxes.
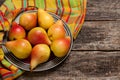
[16,51,120,80]
[73,21,120,50]
[86,0,120,21]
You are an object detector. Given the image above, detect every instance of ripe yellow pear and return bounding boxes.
[5,39,32,59]
[19,12,37,30]
[51,36,71,57]
[30,44,50,71]
[48,20,66,41]
[38,8,54,29]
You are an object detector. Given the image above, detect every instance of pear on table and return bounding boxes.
[5,39,32,59]
[48,20,66,41]
[38,8,54,29]
[30,44,50,71]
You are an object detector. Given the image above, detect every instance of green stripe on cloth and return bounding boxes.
[57,0,62,16]
[4,0,15,11]
[35,0,45,9]
[69,0,81,16]
[13,69,24,79]
[23,0,27,8]
[1,59,11,67]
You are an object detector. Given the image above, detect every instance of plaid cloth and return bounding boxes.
[0,0,87,80]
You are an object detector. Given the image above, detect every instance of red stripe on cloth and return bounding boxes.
[0,11,4,16]
[60,0,64,19]
[0,21,4,30]
[55,0,59,15]
[2,4,8,13]
[65,0,71,22]
[76,14,84,31]
[2,72,13,77]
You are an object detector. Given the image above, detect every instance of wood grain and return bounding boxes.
[16,51,120,80]
[86,0,120,21]
[73,21,120,50]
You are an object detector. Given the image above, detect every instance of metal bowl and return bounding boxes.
[2,10,73,72]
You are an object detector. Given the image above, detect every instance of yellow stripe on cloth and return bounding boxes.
[45,0,58,13]
[28,0,35,7]
[12,0,22,9]
[61,0,71,21]
[0,48,4,61]
[73,0,87,39]
[0,5,7,14]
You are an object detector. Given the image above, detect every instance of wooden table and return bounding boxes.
[0,0,120,80]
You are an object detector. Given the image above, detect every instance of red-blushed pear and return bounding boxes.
[50,36,71,57]
[38,8,54,29]
[5,39,32,59]
[27,27,51,45]
[19,12,37,30]
[9,22,26,40]
[30,44,50,71]
[48,20,66,41]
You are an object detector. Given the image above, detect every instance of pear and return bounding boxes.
[5,39,32,59]
[30,44,50,70]
[51,36,71,57]
[38,8,54,29]
[27,27,51,45]
[9,22,26,40]
[48,20,66,41]
[19,12,37,30]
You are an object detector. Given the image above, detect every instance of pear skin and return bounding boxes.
[30,44,50,71]
[27,27,51,45]
[51,36,71,57]
[5,39,32,59]
[38,8,54,29]
[9,22,26,40]
[48,20,66,41]
[19,12,37,30]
